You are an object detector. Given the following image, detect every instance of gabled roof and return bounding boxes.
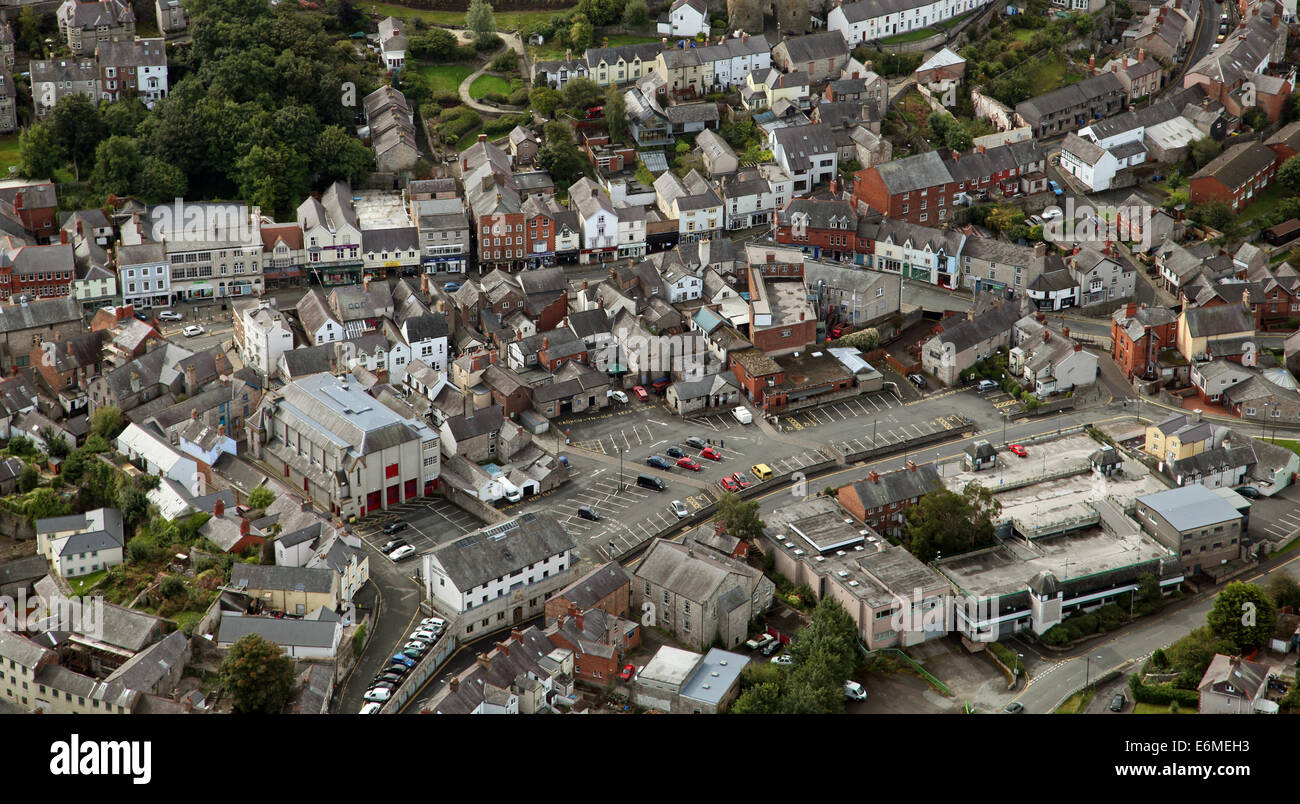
[430,513,576,591]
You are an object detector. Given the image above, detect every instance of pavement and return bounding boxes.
[457,33,526,116]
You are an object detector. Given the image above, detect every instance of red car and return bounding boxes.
[676,457,702,471]
[632,385,648,402]
[1008,444,1028,458]
[700,447,722,461]
[619,663,636,681]
[719,477,740,492]
[730,471,750,489]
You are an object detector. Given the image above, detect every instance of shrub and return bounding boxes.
[483,91,510,104]
[474,33,503,51]
[1128,673,1199,707]
[507,87,529,106]
[489,50,517,72]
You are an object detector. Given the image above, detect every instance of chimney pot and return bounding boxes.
[214,498,225,517]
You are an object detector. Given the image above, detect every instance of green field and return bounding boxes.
[416,62,476,93]
[469,73,513,98]
[531,33,659,60]
[1132,702,1193,714]
[364,1,570,30]
[0,134,20,175]
[878,27,939,45]
[1027,53,1078,98]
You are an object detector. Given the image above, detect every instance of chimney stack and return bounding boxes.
[1089,54,1095,73]
[1074,343,1083,352]
[499,641,511,657]
[575,609,584,631]
[868,470,879,483]
[478,133,487,143]
[214,498,224,517]
[450,677,460,693]
[239,518,250,537]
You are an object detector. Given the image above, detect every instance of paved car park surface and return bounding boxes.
[355,497,485,561]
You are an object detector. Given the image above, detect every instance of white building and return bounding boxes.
[297,181,364,286]
[1059,133,1122,192]
[115,241,171,309]
[615,204,647,260]
[828,0,991,46]
[570,178,619,265]
[116,422,202,491]
[35,508,125,578]
[377,16,408,72]
[238,299,295,377]
[422,514,577,639]
[658,0,708,37]
[654,169,723,241]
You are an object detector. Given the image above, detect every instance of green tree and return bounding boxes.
[529,86,563,117]
[135,157,188,202]
[89,406,125,440]
[945,120,972,153]
[927,112,952,141]
[219,633,295,714]
[902,482,1001,563]
[409,27,460,61]
[604,84,628,143]
[538,140,588,186]
[22,487,72,523]
[730,681,783,713]
[234,143,311,219]
[623,0,650,27]
[1242,106,1269,130]
[560,77,603,112]
[313,125,373,186]
[40,428,70,460]
[1190,137,1221,169]
[247,486,276,510]
[836,328,880,350]
[102,100,149,138]
[1265,573,1300,610]
[568,15,595,52]
[1190,199,1233,230]
[466,0,497,42]
[1279,154,1300,193]
[18,120,64,180]
[50,94,106,180]
[1206,581,1278,654]
[92,135,144,196]
[715,492,765,544]
[17,464,39,493]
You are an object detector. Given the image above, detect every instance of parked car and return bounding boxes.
[1008,444,1028,458]
[671,500,689,519]
[844,680,868,701]
[379,538,407,554]
[730,471,750,488]
[908,373,927,389]
[363,688,392,702]
[377,671,404,684]
[771,654,794,666]
[157,311,183,322]
[182,325,204,337]
[645,455,672,470]
[1004,702,1024,714]
[443,281,461,292]
[388,544,416,561]
[403,641,429,652]
[719,477,739,492]
[577,506,602,521]
[745,633,775,651]
[1233,486,1262,499]
[685,436,708,449]
[401,648,422,659]
[391,654,416,668]
[650,377,672,395]
[608,389,628,404]
[383,521,407,535]
[977,379,999,392]
[411,630,438,642]
[636,474,665,491]
[676,457,701,471]
[619,663,636,681]
[632,385,649,402]
[133,310,149,322]
[1042,207,1063,221]
[732,406,753,424]
[1110,693,1126,712]
[700,447,722,461]
[751,464,773,480]
[360,702,383,714]
[666,446,686,458]
[1049,180,1063,196]
[760,639,781,656]
[421,617,446,631]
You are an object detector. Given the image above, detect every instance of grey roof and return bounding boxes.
[1137,484,1243,531]
[217,612,340,649]
[776,31,848,64]
[873,150,953,194]
[932,302,1022,353]
[678,647,749,705]
[585,41,662,67]
[36,507,125,556]
[555,561,631,610]
[845,465,942,510]
[103,631,188,692]
[444,404,505,441]
[269,373,428,455]
[230,563,335,595]
[1192,141,1277,189]
[634,538,761,604]
[1182,304,1253,339]
[1062,133,1108,166]
[0,296,81,333]
[0,554,49,587]
[772,123,838,172]
[431,513,576,591]
[1015,72,1125,122]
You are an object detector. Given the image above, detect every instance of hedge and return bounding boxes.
[1128,673,1199,707]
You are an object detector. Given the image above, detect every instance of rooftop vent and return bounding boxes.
[837,570,849,578]
[848,580,860,587]
[793,549,804,556]
[814,556,825,562]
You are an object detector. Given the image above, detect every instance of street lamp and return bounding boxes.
[1085,653,1104,686]
[617,446,624,491]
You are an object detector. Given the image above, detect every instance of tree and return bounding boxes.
[92,135,144,196]
[836,328,880,350]
[560,77,603,112]
[313,125,372,186]
[219,633,295,714]
[18,121,64,180]
[135,157,188,202]
[89,406,125,440]
[21,488,72,523]
[1190,199,1232,231]
[1190,137,1221,169]
[902,481,1001,563]
[40,428,70,459]
[784,596,859,682]
[740,143,773,164]
[102,100,149,138]
[730,681,783,713]
[234,143,311,219]
[1279,155,1300,193]
[466,0,497,43]
[604,84,628,143]
[715,492,765,544]
[623,0,650,27]
[1242,106,1269,131]
[17,464,39,493]
[927,112,952,141]
[529,86,562,117]
[568,14,595,52]
[1206,581,1278,654]
[409,27,459,61]
[1265,574,1300,610]
[945,120,972,153]
[50,94,106,180]
[1288,90,1300,123]
[247,486,276,510]
[538,139,589,186]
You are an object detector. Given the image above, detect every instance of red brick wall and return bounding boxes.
[750,319,817,353]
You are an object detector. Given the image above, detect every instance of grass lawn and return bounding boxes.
[416,63,476,94]
[469,73,513,99]
[1011,28,1036,43]
[67,570,107,597]
[1053,688,1096,713]
[1027,54,1077,98]
[935,10,973,29]
[364,1,569,29]
[1132,702,1193,714]
[878,27,939,45]
[1273,438,1300,458]
[0,134,20,175]
[1240,182,1292,228]
[456,125,486,150]
[532,33,659,60]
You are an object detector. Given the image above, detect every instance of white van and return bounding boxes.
[844,680,867,701]
[732,406,753,424]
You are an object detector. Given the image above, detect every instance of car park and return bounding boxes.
[751,464,772,480]
[745,633,774,651]
[636,474,665,491]
[719,477,739,492]
[685,436,707,449]
[977,379,999,392]
[700,447,722,461]
[608,389,628,404]
[645,455,672,470]
[619,664,636,681]
[577,506,602,521]
[380,538,407,554]
[391,654,416,668]
[671,500,689,519]
[421,617,446,632]
[411,631,438,643]
[676,457,701,471]
[666,446,686,458]
[388,545,416,561]
[632,385,648,401]
[157,311,183,321]
[383,521,407,535]
[844,680,867,701]
[182,325,204,337]
[1008,444,1028,458]
[363,688,392,702]
[376,672,404,685]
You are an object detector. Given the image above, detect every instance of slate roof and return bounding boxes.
[554,561,631,610]
[1192,141,1277,190]
[1015,72,1125,123]
[772,123,838,172]
[872,150,953,194]
[1139,484,1243,531]
[776,31,848,64]
[932,302,1021,353]
[443,404,505,441]
[1181,304,1253,339]
[0,296,80,333]
[845,465,942,510]
[217,612,340,649]
[431,513,576,592]
[231,563,335,595]
[634,538,762,604]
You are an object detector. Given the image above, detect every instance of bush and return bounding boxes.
[489,50,517,72]
[483,114,527,136]
[1128,673,1199,707]
[483,92,510,104]
[353,623,367,656]
[474,33,503,51]
[507,87,529,106]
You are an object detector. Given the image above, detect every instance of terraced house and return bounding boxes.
[828,0,992,46]
[584,42,662,87]
[57,0,135,53]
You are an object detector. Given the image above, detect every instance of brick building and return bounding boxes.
[837,465,943,539]
[1189,141,1278,212]
[544,560,632,624]
[1111,302,1178,382]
